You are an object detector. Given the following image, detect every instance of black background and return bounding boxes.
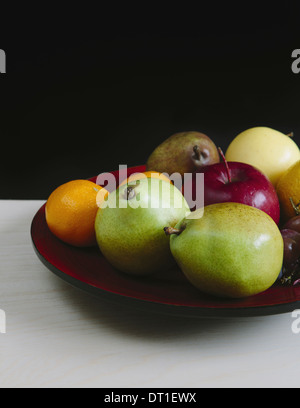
[1,4,300,199]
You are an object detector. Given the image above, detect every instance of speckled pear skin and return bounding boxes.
[146,131,220,177]
[95,178,190,276]
[169,203,284,299]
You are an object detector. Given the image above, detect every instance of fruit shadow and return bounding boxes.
[46,269,277,344]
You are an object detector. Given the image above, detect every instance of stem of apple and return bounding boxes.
[164,226,183,236]
[218,147,232,183]
[287,132,294,138]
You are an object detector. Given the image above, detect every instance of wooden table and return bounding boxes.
[1,200,300,388]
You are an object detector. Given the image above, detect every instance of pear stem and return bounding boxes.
[193,145,201,161]
[164,226,183,236]
[290,197,300,216]
[218,147,232,183]
[287,132,294,138]
[125,185,137,200]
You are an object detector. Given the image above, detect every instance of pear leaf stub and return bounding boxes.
[125,186,137,201]
[164,226,184,236]
[192,145,209,164]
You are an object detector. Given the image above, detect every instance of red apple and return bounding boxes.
[182,150,280,225]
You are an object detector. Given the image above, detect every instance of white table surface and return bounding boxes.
[1,199,300,389]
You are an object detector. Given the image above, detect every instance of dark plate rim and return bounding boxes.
[30,164,300,318]
[31,212,300,318]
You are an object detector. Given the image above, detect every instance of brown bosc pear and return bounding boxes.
[146,131,220,178]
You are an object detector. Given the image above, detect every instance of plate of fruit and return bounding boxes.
[31,127,300,317]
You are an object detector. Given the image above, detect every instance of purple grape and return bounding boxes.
[282,216,300,235]
[281,229,300,269]
[283,239,299,268]
[280,228,300,242]
[280,226,300,286]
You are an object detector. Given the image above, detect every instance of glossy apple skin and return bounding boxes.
[183,161,280,224]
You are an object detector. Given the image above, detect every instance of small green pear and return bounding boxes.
[95,177,190,276]
[165,202,284,298]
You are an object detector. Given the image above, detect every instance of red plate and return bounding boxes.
[31,165,300,317]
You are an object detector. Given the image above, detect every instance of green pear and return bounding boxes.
[146,131,220,178]
[95,177,190,276]
[165,202,284,298]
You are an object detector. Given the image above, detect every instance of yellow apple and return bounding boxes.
[225,127,300,186]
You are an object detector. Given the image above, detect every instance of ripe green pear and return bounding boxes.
[166,202,284,298]
[95,177,190,276]
[146,131,220,178]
